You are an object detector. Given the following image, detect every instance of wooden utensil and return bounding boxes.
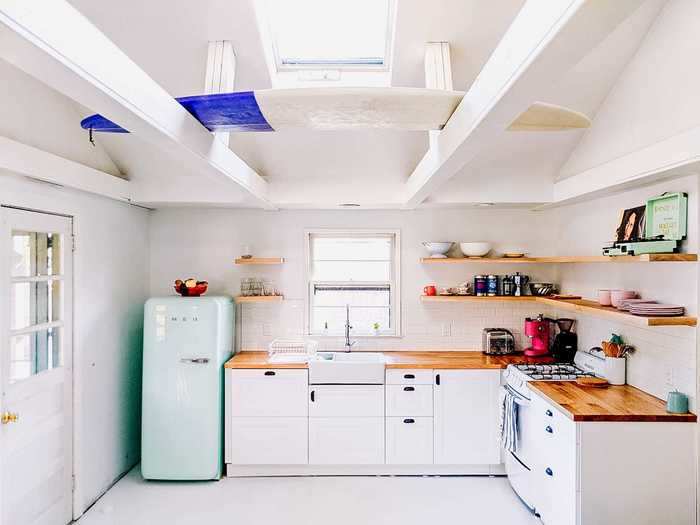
[576,376,609,388]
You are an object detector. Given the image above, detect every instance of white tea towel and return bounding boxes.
[499,388,519,453]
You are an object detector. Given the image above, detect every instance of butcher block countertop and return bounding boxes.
[528,381,697,423]
[224,351,552,370]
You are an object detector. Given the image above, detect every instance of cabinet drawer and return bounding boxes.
[309,417,384,464]
[386,417,433,464]
[309,385,384,417]
[227,417,308,465]
[386,369,434,385]
[228,369,308,417]
[386,385,433,416]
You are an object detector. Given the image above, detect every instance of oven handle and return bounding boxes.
[503,384,530,406]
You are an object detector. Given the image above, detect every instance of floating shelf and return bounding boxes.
[235,257,285,265]
[420,254,697,264]
[420,295,537,302]
[235,295,284,304]
[420,295,697,327]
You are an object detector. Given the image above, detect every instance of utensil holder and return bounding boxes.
[604,357,626,385]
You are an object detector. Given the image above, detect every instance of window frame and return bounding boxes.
[263,0,396,73]
[304,229,401,338]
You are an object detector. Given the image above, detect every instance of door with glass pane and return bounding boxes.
[0,208,73,525]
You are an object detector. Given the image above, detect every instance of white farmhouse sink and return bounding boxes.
[309,352,386,385]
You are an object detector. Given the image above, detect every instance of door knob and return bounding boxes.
[1,411,19,424]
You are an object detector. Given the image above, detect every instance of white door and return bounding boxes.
[0,208,73,525]
[433,370,500,465]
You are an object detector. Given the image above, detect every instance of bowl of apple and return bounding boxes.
[174,278,208,297]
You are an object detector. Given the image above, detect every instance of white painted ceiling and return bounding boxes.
[64,0,665,208]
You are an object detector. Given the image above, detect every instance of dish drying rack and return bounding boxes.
[268,339,318,363]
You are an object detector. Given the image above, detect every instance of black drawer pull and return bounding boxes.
[404,374,415,379]
[546,409,553,417]
[545,467,553,477]
[264,371,276,376]
[435,374,440,385]
[403,386,415,392]
[403,418,415,424]
[545,426,553,434]
[310,390,315,402]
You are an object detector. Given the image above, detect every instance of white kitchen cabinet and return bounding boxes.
[228,417,308,465]
[531,392,696,525]
[228,369,308,417]
[386,417,433,464]
[308,385,384,464]
[226,369,309,466]
[308,385,384,417]
[433,369,500,465]
[386,385,433,417]
[309,417,384,464]
[386,369,434,385]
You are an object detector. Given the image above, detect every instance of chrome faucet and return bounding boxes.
[344,304,356,352]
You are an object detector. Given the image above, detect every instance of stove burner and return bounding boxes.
[513,362,592,380]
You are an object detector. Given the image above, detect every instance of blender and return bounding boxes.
[524,314,550,357]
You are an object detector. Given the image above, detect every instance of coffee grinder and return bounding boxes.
[551,318,578,362]
[524,314,550,357]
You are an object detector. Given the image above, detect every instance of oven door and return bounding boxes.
[502,384,539,513]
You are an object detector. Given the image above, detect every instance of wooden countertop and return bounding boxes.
[224,351,553,370]
[528,381,697,422]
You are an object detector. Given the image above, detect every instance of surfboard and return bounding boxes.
[80,87,466,133]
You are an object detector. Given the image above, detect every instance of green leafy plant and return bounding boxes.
[372,322,380,331]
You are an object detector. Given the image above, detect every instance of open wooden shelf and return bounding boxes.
[420,295,537,303]
[235,295,284,304]
[420,295,697,327]
[235,257,285,265]
[420,254,697,264]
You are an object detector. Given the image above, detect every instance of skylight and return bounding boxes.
[264,0,393,70]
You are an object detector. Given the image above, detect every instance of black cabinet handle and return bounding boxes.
[403,418,415,424]
[545,426,553,434]
[264,371,276,376]
[404,374,415,379]
[546,409,553,417]
[545,467,553,477]
[403,386,415,392]
[435,374,440,385]
[310,390,315,402]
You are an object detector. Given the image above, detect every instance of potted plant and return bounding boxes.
[372,322,380,336]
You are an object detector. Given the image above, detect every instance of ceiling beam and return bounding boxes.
[0,135,130,201]
[0,1,274,209]
[403,0,645,208]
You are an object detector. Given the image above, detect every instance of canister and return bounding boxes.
[474,275,487,296]
[487,275,498,296]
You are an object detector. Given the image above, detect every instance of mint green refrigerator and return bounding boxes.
[141,296,234,480]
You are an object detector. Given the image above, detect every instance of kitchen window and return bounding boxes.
[306,230,400,336]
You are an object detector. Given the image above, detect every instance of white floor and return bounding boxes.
[76,466,540,525]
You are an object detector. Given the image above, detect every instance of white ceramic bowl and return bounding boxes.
[459,242,492,258]
[422,242,452,258]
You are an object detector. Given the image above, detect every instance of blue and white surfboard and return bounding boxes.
[80,87,466,133]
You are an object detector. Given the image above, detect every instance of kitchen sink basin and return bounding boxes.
[309,352,386,384]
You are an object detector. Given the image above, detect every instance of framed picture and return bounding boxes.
[616,205,646,242]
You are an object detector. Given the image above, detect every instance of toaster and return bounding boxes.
[482,328,516,355]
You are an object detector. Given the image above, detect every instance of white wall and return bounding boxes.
[150,177,698,411]
[0,58,149,516]
[0,175,150,516]
[149,208,557,351]
[559,0,700,180]
[552,175,698,409]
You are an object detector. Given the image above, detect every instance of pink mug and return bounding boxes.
[598,289,612,306]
